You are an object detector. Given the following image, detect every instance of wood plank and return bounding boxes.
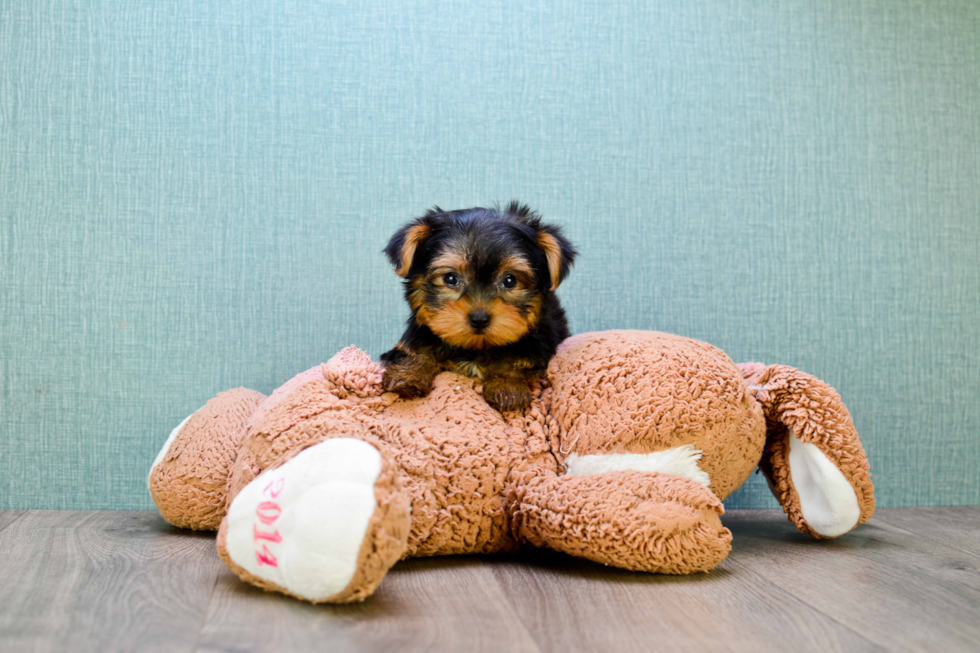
[196,555,541,653]
[1,507,977,652]
[0,510,25,533]
[489,547,879,653]
[721,509,980,651]
[0,510,223,653]
[874,506,980,558]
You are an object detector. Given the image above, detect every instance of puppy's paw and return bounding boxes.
[382,366,435,399]
[483,377,533,413]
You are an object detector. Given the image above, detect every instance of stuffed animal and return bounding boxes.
[148,330,874,603]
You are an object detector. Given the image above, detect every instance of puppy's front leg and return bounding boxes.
[380,345,442,399]
[482,366,539,413]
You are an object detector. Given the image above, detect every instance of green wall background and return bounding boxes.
[2,1,978,510]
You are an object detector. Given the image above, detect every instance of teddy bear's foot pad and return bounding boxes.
[221,438,400,602]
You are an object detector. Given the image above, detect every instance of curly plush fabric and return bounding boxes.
[547,331,767,499]
[149,330,875,603]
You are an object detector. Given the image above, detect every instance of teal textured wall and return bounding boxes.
[1,1,978,510]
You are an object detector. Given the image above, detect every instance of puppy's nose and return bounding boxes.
[468,309,492,330]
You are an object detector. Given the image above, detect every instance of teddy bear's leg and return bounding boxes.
[216,437,410,604]
[513,470,732,574]
[739,363,875,538]
[149,388,266,531]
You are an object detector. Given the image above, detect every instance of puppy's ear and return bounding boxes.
[384,216,435,277]
[534,224,577,291]
[505,202,577,291]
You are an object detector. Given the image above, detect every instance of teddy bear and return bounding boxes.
[148,330,874,603]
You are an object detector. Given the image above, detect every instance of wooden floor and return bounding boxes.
[0,507,977,652]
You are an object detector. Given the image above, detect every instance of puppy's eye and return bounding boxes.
[501,274,517,289]
[443,273,460,287]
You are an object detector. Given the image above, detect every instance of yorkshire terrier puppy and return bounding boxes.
[380,202,577,413]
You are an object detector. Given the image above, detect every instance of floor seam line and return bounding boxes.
[871,513,980,561]
[724,555,886,651]
[483,557,547,653]
[190,566,222,653]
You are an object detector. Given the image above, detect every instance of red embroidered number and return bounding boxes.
[253,478,285,567]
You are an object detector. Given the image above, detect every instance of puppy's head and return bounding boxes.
[384,202,576,349]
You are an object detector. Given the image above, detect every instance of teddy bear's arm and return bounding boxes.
[512,469,732,574]
[742,364,875,539]
[148,387,266,531]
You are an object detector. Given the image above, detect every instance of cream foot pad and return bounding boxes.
[224,438,383,601]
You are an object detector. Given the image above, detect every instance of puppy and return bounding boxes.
[380,202,576,412]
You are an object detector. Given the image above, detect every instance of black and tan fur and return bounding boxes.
[380,202,576,412]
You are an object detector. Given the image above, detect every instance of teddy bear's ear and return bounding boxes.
[384,210,441,278]
[742,363,875,539]
[321,346,384,397]
[507,202,577,291]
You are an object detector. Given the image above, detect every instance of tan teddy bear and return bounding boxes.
[148,330,874,603]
